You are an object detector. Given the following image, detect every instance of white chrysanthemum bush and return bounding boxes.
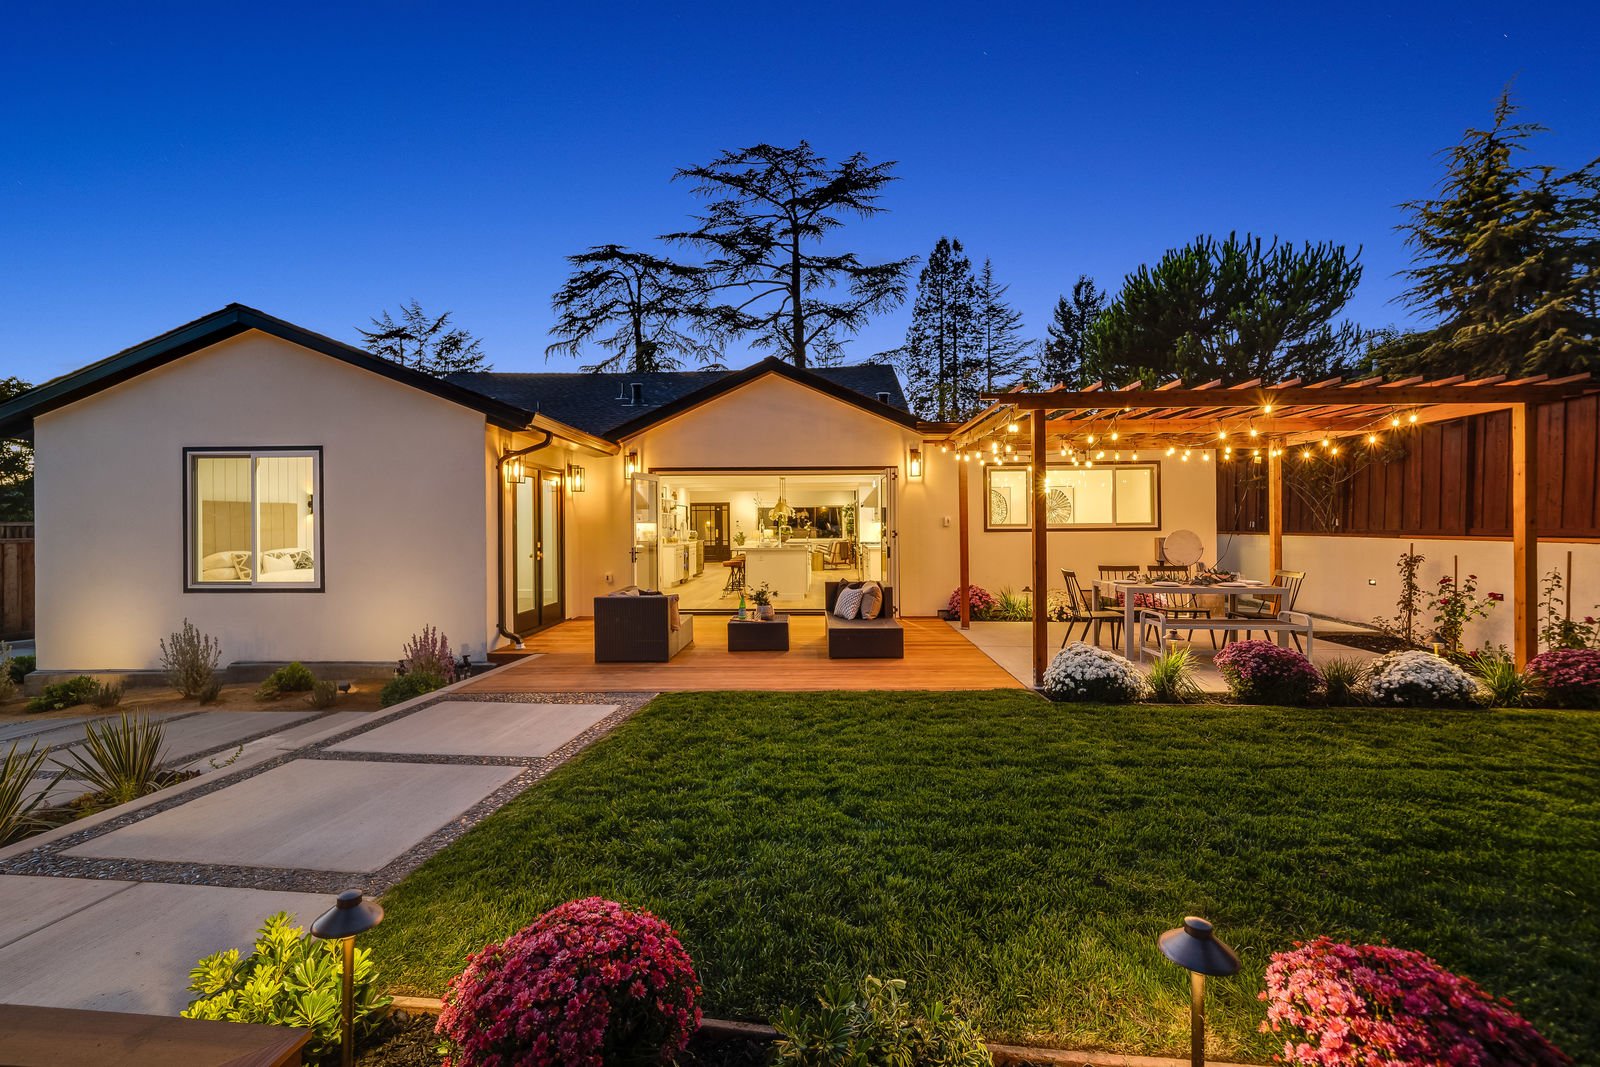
[1367,650,1483,707]
[1042,642,1146,703]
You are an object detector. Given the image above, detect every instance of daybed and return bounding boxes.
[824,580,903,659]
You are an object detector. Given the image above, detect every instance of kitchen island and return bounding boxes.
[740,544,815,600]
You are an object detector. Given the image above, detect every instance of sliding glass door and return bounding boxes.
[512,471,563,633]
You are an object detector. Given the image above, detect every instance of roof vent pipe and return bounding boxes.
[630,382,644,406]
[876,391,891,404]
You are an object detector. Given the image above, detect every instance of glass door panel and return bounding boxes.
[513,477,538,632]
[631,474,660,590]
[539,472,562,621]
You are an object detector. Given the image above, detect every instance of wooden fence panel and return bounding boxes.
[0,532,34,639]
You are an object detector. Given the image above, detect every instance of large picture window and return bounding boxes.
[984,462,1160,530]
[186,448,322,590]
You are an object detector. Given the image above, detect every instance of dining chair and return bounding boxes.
[1227,569,1308,648]
[1096,564,1142,609]
[1061,569,1123,648]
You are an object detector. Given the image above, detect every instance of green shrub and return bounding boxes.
[89,680,124,708]
[0,644,15,704]
[991,586,1032,621]
[773,975,992,1067]
[53,712,168,806]
[162,619,222,699]
[1471,652,1533,708]
[256,661,317,700]
[380,670,446,708]
[198,679,223,705]
[0,740,61,845]
[1145,647,1203,703]
[6,654,35,685]
[183,911,389,1064]
[309,680,338,709]
[1319,658,1370,706]
[25,676,101,712]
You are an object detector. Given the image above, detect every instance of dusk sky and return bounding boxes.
[3,2,1596,383]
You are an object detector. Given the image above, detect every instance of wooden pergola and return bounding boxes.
[938,373,1596,685]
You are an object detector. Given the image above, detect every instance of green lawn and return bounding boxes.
[366,692,1600,1062]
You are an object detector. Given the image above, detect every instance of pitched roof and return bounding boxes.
[446,358,912,438]
[0,304,535,437]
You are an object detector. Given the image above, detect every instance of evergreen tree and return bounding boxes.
[547,244,720,373]
[1086,233,1364,384]
[0,376,32,521]
[1039,275,1105,385]
[666,142,915,368]
[1387,91,1600,377]
[358,300,490,376]
[896,237,978,421]
[972,259,1032,400]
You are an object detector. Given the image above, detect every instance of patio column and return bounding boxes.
[958,453,971,628]
[1267,446,1284,576]
[1512,402,1538,667]
[1032,412,1049,686]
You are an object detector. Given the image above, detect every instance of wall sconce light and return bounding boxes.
[311,889,385,1067]
[624,449,640,480]
[503,455,526,484]
[568,463,587,493]
[907,448,923,479]
[1159,916,1241,1067]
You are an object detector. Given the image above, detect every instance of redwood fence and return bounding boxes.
[1218,393,1600,540]
[0,523,34,639]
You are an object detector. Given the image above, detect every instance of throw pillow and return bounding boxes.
[261,551,293,573]
[833,584,864,620]
[859,581,884,620]
[291,549,314,570]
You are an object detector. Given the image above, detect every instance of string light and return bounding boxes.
[1114,451,1122,460]
[1166,446,1177,456]
[1095,450,1106,459]
[1006,422,1019,433]
[1109,430,1120,442]
[1262,403,1274,414]
[990,441,999,454]
[1086,433,1096,444]
[1217,429,1228,440]
[1390,415,1401,428]
[1248,427,1259,438]
[1302,448,1312,460]
[1201,452,1210,462]
[1366,433,1379,445]
[1407,412,1419,424]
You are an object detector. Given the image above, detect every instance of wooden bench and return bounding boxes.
[1137,609,1314,658]
[0,1003,310,1066]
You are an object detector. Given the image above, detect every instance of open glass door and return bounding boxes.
[880,467,898,603]
[539,471,563,623]
[630,473,660,590]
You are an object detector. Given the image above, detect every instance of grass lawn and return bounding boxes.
[366,692,1600,1062]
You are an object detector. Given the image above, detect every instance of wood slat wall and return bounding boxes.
[1218,395,1600,539]
[0,535,34,639]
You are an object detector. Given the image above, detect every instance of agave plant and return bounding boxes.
[1319,657,1370,707]
[54,712,169,807]
[0,740,64,844]
[1145,647,1204,703]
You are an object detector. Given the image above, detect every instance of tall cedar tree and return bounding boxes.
[1086,232,1364,384]
[974,259,1034,395]
[358,300,490,376]
[0,376,32,521]
[1387,91,1600,377]
[896,238,978,421]
[667,142,915,368]
[1040,275,1106,385]
[547,245,721,373]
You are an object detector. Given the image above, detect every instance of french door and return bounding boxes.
[512,471,563,633]
[629,473,660,590]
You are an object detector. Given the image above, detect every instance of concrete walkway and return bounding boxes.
[0,683,647,1015]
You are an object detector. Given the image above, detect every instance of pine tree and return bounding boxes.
[1388,91,1600,377]
[972,259,1032,402]
[896,238,978,421]
[1039,275,1105,385]
[546,245,720,373]
[357,301,490,376]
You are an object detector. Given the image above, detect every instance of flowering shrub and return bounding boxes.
[1430,573,1500,655]
[437,897,701,1067]
[402,625,457,683]
[1260,937,1570,1066]
[946,586,999,619]
[1213,640,1321,705]
[1041,643,1145,703]
[1527,648,1600,708]
[1366,650,1482,707]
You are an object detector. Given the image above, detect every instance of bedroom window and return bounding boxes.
[187,448,322,590]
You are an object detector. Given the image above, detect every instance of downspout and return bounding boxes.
[495,430,555,649]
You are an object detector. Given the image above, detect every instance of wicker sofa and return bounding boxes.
[824,581,904,659]
[593,588,695,662]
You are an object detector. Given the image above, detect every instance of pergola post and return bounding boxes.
[1032,412,1050,686]
[1267,447,1284,576]
[1511,402,1538,667]
[958,454,971,629]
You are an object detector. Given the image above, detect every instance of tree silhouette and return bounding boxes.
[358,300,489,376]
[547,245,720,373]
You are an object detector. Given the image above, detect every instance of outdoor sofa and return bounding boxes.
[593,587,695,662]
[824,580,904,659]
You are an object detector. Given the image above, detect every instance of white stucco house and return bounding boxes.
[0,305,1217,676]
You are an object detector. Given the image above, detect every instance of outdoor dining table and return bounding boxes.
[1091,578,1290,660]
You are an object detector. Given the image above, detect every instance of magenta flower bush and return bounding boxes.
[1261,937,1569,1066]
[1214,640,1321,705]
[946,585,999,619]
[402,624,456,683]
[437,897,702,1067]
[1527,648,1600,708]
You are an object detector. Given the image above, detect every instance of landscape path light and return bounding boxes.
[1159,915,1241,1067]
[311,888,384,1067]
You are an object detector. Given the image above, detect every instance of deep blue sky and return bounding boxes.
[3,2,1596,383]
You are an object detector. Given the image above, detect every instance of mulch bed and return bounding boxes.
[1317,631,1415,654]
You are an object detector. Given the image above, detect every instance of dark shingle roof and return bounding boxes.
[446,360,909,437]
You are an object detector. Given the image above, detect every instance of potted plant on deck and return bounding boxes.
[749,582,776,621]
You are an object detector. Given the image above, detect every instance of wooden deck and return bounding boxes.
[467,616,1024,693]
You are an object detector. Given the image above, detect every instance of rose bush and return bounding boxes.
[1366,650,1482,707]
[1261,937,1569,1065]
[1213,640,1321,705]
[1041,643,1144,703]
[1526,647,1600,708]
[437,897,701,1067]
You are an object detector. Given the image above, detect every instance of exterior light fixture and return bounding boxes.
[567,463,587,493]
[624,449,639,479]
[908,448,923,479]
[311,889,385,1067]
[502,454,526,484]
[1160,916,1241,1067]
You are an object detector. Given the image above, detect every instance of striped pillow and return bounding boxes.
[833,584,865,620]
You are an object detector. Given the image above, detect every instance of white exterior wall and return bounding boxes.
[1219,533,1600,650]
[34,331,490,670]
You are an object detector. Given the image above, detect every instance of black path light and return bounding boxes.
[311,889,384,1067]
[1159,916,1241,1067]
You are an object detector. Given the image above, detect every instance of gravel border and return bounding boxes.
[0,691,656,895]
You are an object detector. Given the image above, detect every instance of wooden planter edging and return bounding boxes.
[386,996,1257,1067]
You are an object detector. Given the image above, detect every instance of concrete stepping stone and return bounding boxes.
[328,701,616,758]
[66,759,520,873]
[150,711,320,763]
[0,875,134,951]
[0,879,328,1015]
[0,718,94,745]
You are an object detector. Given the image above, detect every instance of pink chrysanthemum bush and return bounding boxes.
[436,897,702,1067]
[1260,937,1570,1066]
[1213,640,1322,705]
[1527,648,1600,708]
[947,585,999,619]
